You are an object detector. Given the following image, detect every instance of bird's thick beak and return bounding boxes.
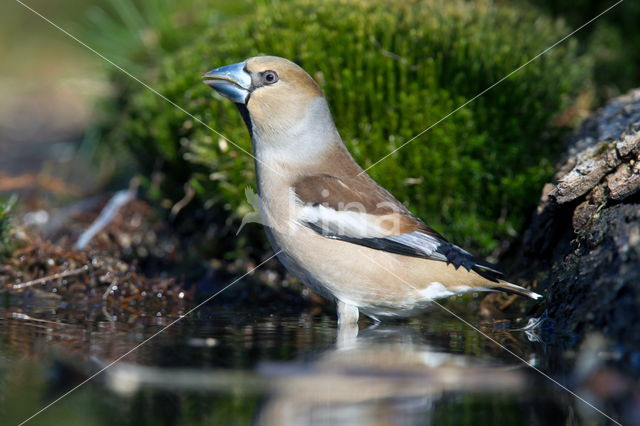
[202,61,252,104]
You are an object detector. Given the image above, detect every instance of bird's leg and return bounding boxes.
[337,300,359,325]
[336,300,360,348]
[336,301,359,348]
[336,322,358,348]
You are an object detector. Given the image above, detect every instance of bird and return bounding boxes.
[202,56,541,325]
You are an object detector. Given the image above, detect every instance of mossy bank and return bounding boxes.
[97,0,591,260]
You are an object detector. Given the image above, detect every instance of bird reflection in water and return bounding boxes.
[255,323,526,426]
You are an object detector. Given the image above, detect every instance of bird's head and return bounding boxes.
[203,56,338,156]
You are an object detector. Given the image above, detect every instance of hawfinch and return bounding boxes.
[203,56,541,324]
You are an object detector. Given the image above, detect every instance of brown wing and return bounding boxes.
[293,173,443,237]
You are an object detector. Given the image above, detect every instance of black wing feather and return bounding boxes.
[304,222,503,282]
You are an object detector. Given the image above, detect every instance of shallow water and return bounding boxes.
[0,297,628,426]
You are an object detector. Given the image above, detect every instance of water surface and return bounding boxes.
[0,298,622,425]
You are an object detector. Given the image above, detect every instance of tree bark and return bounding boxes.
[523,89,640,348]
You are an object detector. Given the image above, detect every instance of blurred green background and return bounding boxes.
[2,0,638,262]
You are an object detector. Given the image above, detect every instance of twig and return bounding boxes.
[498,294,518,310]
[6,267,87,291]
[9,312,65,325]
[170,184,195,218]
[75,188,135,250]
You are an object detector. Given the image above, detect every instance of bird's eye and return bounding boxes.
[262,70,279,85]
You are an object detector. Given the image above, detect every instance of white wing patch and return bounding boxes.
[298,204,388,238]
[298,204,447,261]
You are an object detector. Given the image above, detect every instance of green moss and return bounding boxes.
[593,141,611,158]
[83,0,253,74]
[0,197,16,259]
[527,0,640,101]
[99,0,591,257]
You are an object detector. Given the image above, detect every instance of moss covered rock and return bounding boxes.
[101,0,590,258]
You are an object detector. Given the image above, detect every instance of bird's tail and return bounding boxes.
[490,280,542,300]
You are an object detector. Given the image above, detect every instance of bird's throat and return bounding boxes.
[235,103,253,139]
